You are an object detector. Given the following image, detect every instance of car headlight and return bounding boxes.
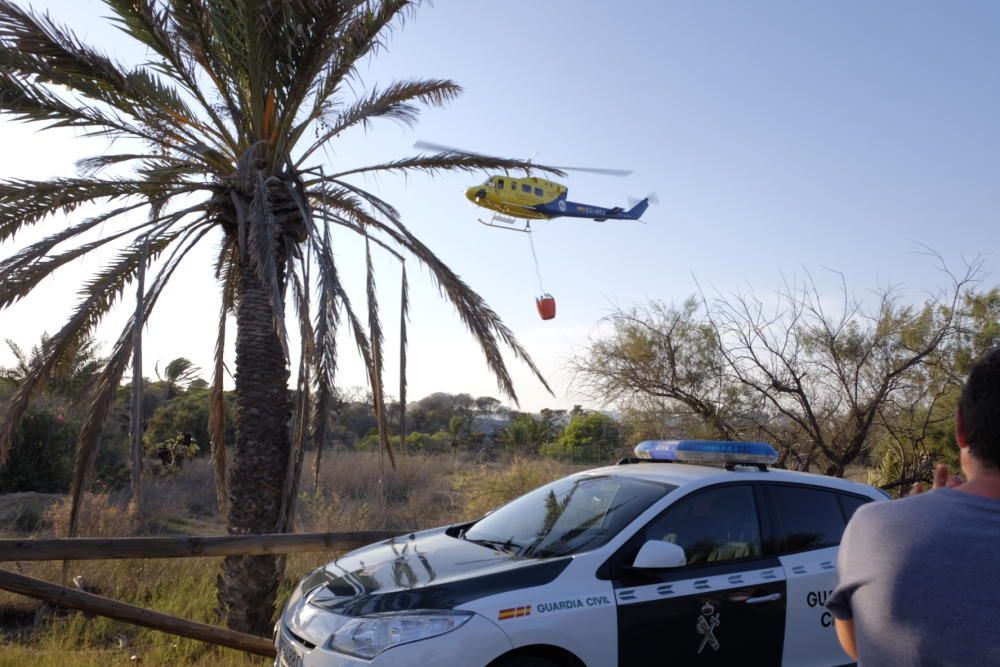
[326,610,474,659]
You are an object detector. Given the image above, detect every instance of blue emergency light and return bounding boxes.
[633,440,778,468]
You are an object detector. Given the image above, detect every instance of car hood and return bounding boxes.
[283,526,570,645]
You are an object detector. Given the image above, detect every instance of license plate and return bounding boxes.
[276,633,304,667]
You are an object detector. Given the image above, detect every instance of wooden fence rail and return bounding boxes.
[0,568,277,658]
[0,530,409,562]
[0,530,412,658]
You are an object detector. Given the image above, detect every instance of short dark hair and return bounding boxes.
[959,347,1000,468]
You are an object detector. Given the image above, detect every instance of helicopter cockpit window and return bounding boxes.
[496,179,505,189]
[521,184,531,193]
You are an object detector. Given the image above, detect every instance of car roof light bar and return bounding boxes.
[632,440,778,469]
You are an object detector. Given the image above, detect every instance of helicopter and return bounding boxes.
[413,141,652,232]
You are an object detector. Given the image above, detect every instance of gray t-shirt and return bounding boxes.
[827,488,1000,666]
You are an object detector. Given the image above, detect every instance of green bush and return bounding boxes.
[540,412,621,464]
[143,388,234,456]
[0,409,76,493]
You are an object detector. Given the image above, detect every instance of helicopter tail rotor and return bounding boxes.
[628,192,659,207]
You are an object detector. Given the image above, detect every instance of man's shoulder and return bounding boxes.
[849,490,952,530]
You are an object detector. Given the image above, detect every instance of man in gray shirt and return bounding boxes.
[827,347,1000,665]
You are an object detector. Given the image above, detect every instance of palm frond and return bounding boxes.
[325,152,565,181]
[310,223,341,489]
[398,263,408,452]
[310,0,412,109]
[263,0,355,155]
[0,198,208,310]
[0,177,174,243]
[0,1,224,150]
[0,203,151,293]
[76,153,185,177]
[68,223,214,536]
[307,184,386,229]
[315,206,552,403]
[0,67,126,133]
[364,235,394,468]
[325,179,400,223]
[208,298,229,516]
[127,235,147,512]
[169,0,245,134]
[278,263,314,532]
[295,79,461,165]
[102,0,238,151]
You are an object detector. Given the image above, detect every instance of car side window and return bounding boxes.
[637,485,762,566]
[769,485,846,553]
[838,493,872,522]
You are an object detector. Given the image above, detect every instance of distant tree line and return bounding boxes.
[0,345,629,495]
[6,268,996,498]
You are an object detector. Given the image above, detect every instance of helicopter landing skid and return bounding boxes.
[477,213,531,232]
[476,216,531,233]
[476,213,531,233]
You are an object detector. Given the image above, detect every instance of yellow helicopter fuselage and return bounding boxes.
[465,175,567,220]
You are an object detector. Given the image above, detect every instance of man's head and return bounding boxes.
[957,347,1000,470]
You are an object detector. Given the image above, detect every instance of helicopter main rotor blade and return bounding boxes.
[545,165,633,177]
[413,140,487,156]
[415,142,631,176]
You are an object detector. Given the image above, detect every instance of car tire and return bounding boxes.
[491,653,560,667]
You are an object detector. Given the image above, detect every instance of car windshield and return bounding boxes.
[463,474,674,558]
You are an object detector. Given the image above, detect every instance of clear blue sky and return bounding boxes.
[1,0,997,411]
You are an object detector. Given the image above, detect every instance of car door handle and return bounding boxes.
[745,593,781,605]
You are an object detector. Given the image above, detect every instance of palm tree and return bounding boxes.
[499,413,551,457]
[156,357,202,398]
[3,333,103,402]
[0,0,554,634]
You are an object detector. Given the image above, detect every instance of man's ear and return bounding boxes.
[956,406,969,450]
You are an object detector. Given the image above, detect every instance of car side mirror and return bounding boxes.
[632,540,687,569]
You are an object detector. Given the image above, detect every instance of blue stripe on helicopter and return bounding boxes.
[535,195,649,221]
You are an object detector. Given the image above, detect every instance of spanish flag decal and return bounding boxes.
[498,605,532,621]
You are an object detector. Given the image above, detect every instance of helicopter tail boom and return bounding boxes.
[552,196,650,222]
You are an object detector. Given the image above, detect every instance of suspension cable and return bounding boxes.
[526,222,546,294]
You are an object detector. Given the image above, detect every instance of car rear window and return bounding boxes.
[768,485,846,554]
[838,492,873,522]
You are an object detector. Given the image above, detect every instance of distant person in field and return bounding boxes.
[827,347,1000,665]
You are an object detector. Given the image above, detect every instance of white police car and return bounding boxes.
[276,441,884,666]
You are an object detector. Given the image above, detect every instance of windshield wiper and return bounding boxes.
[463,536,521,555]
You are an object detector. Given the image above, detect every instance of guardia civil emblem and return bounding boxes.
[696,602,721,654]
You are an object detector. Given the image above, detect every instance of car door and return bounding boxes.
[605,484,786,666]
[763,483,872,667]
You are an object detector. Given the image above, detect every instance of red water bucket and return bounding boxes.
[536,294,556,320]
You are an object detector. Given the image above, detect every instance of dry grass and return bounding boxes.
[0,451,579,666]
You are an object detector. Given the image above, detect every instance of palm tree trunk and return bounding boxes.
[218,253,291,636]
